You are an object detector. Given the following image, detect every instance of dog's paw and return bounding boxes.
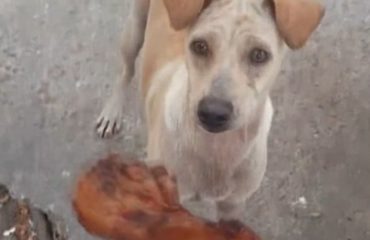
[96,97,123,138]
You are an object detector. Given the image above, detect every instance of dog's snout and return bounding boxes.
[197,97,233,133]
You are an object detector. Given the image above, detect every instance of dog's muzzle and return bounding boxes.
[197,97,233,133]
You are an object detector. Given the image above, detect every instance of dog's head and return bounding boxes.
[164,0,325,133]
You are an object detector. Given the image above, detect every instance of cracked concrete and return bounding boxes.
[0,1,369,239]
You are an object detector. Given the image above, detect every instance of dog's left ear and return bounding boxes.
[163,0,211,30]
[270,0,325,49]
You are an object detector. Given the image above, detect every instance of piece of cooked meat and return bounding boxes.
[73,154,261,240]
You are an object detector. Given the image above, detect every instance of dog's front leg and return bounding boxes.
[96,0,149,138]
[216,143,268,221]
[216,199,246,221]
[216,99,272,220]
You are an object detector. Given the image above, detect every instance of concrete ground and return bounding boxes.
[0,1,369,239]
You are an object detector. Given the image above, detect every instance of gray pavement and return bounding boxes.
[0,1,369,239]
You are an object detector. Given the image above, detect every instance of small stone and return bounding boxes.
[309,212,322,219]
[61,171,71,178]
[298,197,307,204]
[292,196,308,209]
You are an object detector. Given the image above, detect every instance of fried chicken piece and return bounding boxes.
[73,154,261,240]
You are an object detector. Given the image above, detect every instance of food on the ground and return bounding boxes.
[73,154,261,240]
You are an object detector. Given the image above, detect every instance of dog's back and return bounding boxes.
[140,0,187,99]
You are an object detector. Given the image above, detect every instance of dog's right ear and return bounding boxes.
[163,0,211,30]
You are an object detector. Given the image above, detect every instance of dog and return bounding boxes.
[96,0,325,221]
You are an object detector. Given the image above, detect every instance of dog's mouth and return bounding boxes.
[198,117,231,133]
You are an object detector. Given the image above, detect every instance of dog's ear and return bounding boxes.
[163,0,211,30]
[270,0,325,49]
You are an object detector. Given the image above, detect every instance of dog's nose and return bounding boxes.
[197,97,233,133]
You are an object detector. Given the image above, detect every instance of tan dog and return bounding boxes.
[96,0,325,220]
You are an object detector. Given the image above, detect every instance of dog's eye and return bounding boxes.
[249,48,270,64]
[190,40,209,56]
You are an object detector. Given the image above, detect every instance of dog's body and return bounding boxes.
[96,0,324,220]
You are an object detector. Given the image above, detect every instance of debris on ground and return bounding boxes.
[0,183,68,240]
